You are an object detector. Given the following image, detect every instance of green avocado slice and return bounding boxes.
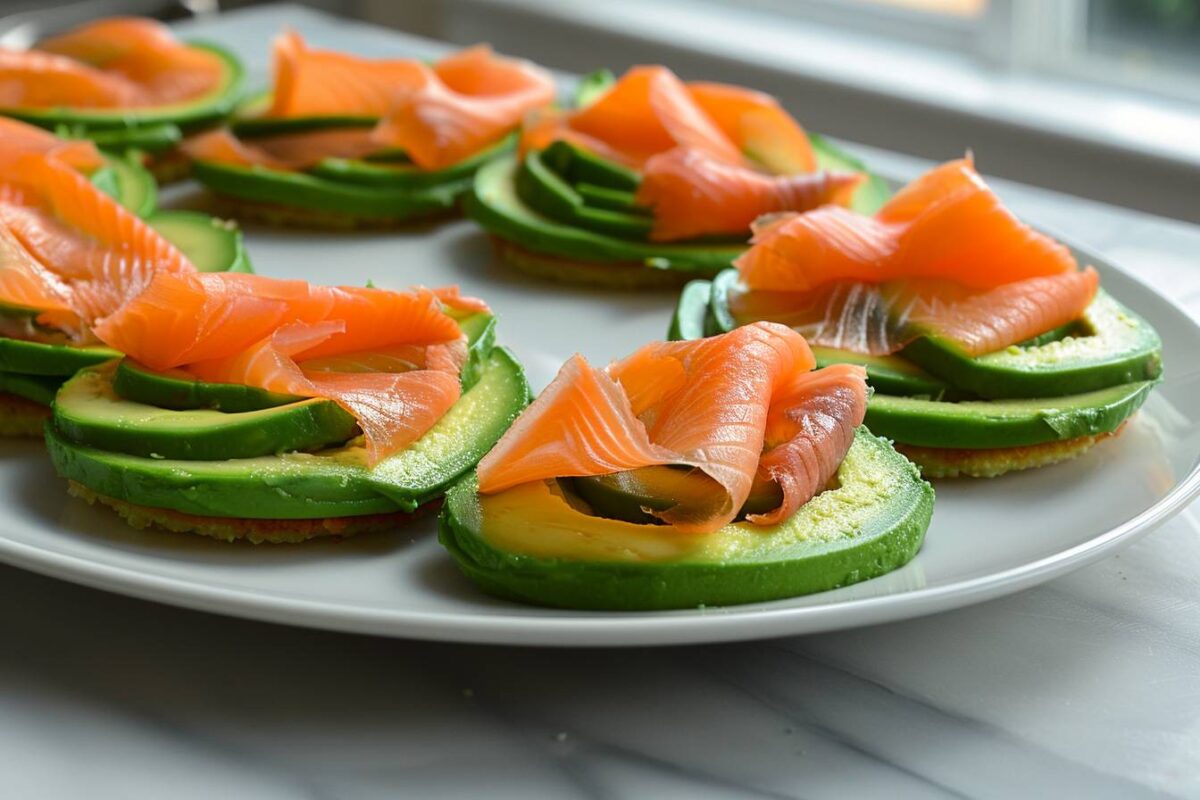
[900,290,1163,399]
[145,209,252,274]
[438,428,933,610]
[865,380,1156,449]
[48,348,530,519]
[191,160,467,221]
[0,372,61,406]
[2,42,243,134]
[516,149,654,239]
[54,366,360,460]
[668,279,714,341]
[306,134,515,189]
[0,339,119,376]
[466,156,744,275]
[91,154,157,217]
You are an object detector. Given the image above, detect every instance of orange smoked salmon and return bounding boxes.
[95,271,483,463]
[0,119,193,337]
[0,18,226,110]
[187,34,555,172]
[476,322,867,534]
[730,157,1100,357]
[520,65,861,241]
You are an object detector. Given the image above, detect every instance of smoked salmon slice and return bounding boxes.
[371,46,556,170]
[95,271,484,463]
[520,65,856,241]
[0,121,194,338]
[0,17,226,110]
[476,322,867,534]
[730,157,1099,357]
[194,34,554,173]
[636,147,864,241]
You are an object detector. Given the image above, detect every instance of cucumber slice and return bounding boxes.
[146,210,252,274]
[54,366,359,461]
[439,428,932,610]
[900,290,1163,399]
[48,348,530,519]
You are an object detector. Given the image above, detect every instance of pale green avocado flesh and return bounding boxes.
[48,348,530,519]
[439,428,933,610]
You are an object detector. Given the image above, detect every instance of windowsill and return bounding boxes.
[439,0,1200,223]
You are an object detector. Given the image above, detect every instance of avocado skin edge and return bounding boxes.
[438,433,934,611]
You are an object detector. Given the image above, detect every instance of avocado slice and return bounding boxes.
[91,154,157,217]
[575,182,646,213]
[516,149,654,239]
[573,69,617,109]
[0,372,60,406]
[540,140,641,192]
[899,290,1163,399]
[73,122,183,155]
[569,465,785,524]
[191,160,467,222]
[3,42,243,135]
[307,134,515,189]
[669,279,714,341]
[439,428,933,610]
[865,380,1156,449]
[48,347,530,519]
[0,339,120,376]
[466,156,744,276]
[809,132,891,216]
[54,365,360,461]
[145,210,252,274]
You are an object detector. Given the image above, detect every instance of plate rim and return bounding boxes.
[0,232,1197,647]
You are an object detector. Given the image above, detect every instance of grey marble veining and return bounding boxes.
[2,5,1199,798]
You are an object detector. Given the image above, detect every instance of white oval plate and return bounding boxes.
[0,209,1196,646]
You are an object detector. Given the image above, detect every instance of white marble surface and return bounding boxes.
[3,5,1200,797]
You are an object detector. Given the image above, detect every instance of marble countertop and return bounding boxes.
[3,6,1200,798]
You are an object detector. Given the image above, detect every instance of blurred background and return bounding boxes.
[2,0,1197,221]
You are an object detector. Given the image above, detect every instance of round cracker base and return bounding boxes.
[0,393,51,438]
[67,481,440,544]
[897,426,1125,479]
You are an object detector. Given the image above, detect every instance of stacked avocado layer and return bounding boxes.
[672,271,1162,477]
[0,155,251,434]
[47,315,531,541]
[440,427,933,610]
[466,136,890,288]
[189,114,514,228]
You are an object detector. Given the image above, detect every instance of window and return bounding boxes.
[731,0,1200,104]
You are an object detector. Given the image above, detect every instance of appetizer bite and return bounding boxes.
[46,275,528,542]
[184,32,555,229]
[671,157,1162,477]
[0,17,243,181]
[440,322,933,610]
[466,67,888,288]
[0,120,247,437]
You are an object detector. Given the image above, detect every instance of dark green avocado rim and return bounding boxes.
[438,428,933,611]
